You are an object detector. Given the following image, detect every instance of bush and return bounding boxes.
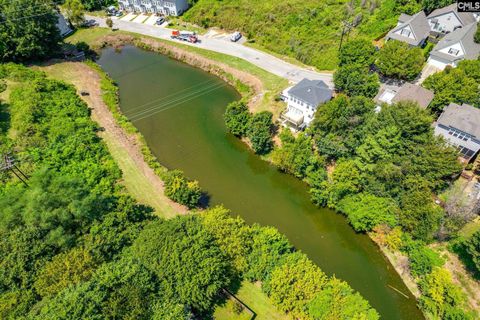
[246,111,273,154]
[408,245,444,277]
[337,193,398,232]
[419,268,471,319]
[224,101,250,137]
[376,40,424,81]
[163,170,202,208]
[463,230,480,274]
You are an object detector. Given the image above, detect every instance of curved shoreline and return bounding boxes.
[81,33,423,316]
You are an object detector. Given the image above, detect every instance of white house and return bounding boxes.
[427,4,479,34]
[386,11,431,47]
[118,0,189,16]
[280,79,332,130]
[428,23,480,69]
[434,102,480,161]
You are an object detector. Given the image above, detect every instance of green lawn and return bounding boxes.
[214,280,289,320]
[66,27,113,45]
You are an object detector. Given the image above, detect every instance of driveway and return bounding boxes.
[88,15,334,87]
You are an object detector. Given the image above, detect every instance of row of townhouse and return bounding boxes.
[386,4,480,69]
[118,0,189,16]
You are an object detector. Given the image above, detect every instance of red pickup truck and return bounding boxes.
[171,30,198,43]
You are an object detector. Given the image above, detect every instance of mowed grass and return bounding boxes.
[66,27,114,44]
[98,129,178,218]
[214,280,289,320]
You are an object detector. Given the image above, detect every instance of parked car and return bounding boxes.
[156,17,165,25]
[83,19,98,27]
[115,11,123,17]
[230,31,242,42]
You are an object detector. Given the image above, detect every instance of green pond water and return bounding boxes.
[97,45,424,319]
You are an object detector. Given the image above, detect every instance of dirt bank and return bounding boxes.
[40,61,187,217]
[93,33,265,111]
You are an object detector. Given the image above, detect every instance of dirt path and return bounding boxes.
[40,61,187,217]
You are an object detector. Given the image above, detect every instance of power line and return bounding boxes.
[0,153,29,186]
[130,83,228,122]
[127,82,226,120]
[126,78,218,113]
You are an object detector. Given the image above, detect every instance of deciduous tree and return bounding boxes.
[376,40,424,81]
[0,0,61,62]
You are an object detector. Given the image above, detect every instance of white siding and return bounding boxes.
[434,124,480,158]
[394,25,415,40]
[438,42,464,57]
[286,94,318,126]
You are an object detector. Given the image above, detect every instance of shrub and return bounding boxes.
[337,193,398,232]
[224,101,250,137]
[408,245,444,277]
[163,170,202,208]
[463,230,480,274]
[246,111,273,154]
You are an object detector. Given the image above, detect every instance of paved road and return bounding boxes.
[88,16,334,87]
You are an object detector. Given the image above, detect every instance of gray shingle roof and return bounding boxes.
[427,3,477,26]
[288,78,332,106]
[430,23,480,62]
[387,11,430,46]
[392,83,434,109]
[437,103,480,137]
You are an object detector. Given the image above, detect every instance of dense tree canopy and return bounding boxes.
[338,39,377,67]
[224,101,250,137]
[423,61,480,112]
[376,40,424,81]
[246,111,274,154]
[334,64,380,98]
[0,64,383,320]
[463,230,480,274]
[0,0,61,62]
[307,98,461,240]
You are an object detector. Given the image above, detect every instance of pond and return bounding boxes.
[97,45,423,319]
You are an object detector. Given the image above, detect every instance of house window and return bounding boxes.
[448,128,470,141]
[448,48,460,55]
[400,29,411,37]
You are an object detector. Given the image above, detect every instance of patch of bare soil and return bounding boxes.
[42,61,187,214]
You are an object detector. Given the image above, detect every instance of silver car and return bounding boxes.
[230,31,242,42]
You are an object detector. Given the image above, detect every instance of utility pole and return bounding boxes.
[0,153,29,186]
[338,20,353,52]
